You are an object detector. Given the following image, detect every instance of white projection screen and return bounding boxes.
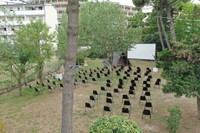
[127,44,156,60]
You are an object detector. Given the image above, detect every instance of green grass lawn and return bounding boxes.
[0,58,199,133]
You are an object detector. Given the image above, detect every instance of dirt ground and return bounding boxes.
[0,60,199,133]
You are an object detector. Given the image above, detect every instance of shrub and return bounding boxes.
[89,116,142,133]
[167,105,182,133]
[0,119,5,133]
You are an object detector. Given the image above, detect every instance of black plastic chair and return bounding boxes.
[106,98,113,105]
[155,78,161,88]
[101,86,106,93]
[124,100,131,107]
[134,77,138,81]
[116,72,120,76]
[52,81,57,86]
[139,96,147,103]
[47,79,51,83]
[93,90,99,98]
[97,73,100,78]
[106,83,111,89]
[129,86,136,91]
[145,102,153,112]
[90,95,98,104]
[113,88,120,94]
[92,78,96,83]
[103,106,112,115]
[142,109,151,122]
[35,87,41,93]
[82,79,86,84]
[123,76,127,80]
[107,79,111,84]
[144,91,151,99]
[142,87,149,93]
[36,81,40,85]
[60,83,64,88]
[145,84,151,89]
[106,92,113,99]
[122,107,131,118]
[48,85,53,91]
[118,84,123,92]
[85,102,94,112]
[122,94,129,102]
[129,90,135,98]
[42,83,46,87]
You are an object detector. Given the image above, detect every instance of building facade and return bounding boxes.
[0,1,58,43]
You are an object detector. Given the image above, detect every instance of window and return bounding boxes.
[39,6,43,10]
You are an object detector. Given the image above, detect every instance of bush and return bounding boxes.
[0,119,5,133]
[167,105,182,133]
[89,116,142,133]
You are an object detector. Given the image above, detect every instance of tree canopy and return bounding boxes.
[78,1,141,58]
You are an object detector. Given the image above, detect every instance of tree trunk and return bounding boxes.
[167,6,177,43]
[160,16,171,50]
[61,0,79,133]
[197,96,200,120]
[157,16,165,49]
[159,0,171,50]
[17,78,22,96]
[39,62,44,84]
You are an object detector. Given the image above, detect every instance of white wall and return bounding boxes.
[44,4,58,34]
[127,44,156,60]
[44,4,58,48]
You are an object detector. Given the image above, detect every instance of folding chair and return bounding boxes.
[145,101,153,112]
[36,81,40,85]
[90,95,98,105]
[113,88,120,95]
[129,86,136,91]
[142,109,151,122]
[144,91,151,99]
[93,90,99,98]
[142,87,149,94]
[155,78,161,88]
[122,107,131,118]
[60,83,64,88]
[119,79,123,85]
[106,97,113,105]
[106,92,113,99]
[139,96,147,104]
[106,83,111,90]
[118,84,123,92]
[124,100,131,108]
[103,106,112,115]
[85,102,94,112]
[129,90,135,98]
[122,94,129,102]
[101,86,106,93]
[48,85,53,91]
[97,73,101,78]
[34,87,41,94]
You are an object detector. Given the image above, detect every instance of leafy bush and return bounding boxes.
[167,106,182,133]
[89,116,142,133]
[0,119,5,133]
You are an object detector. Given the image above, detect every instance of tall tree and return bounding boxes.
[61,0,79,132]
[0,28,35,96]
[158,2,200,119]
[25,20,55,84]
[79,1,141,61]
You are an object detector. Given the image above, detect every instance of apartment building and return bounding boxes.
[0,0,58,43]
